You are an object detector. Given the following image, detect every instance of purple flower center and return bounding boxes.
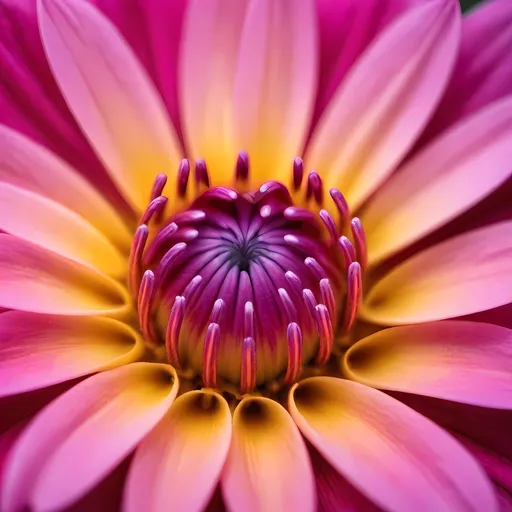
[129,154,366,393]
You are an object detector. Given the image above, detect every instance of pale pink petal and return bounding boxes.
[0,311,144,397]
[362,221,512,324]
[0,234,129,315]
[179,0,248,181]
[1,363,178,512]
[0,182,126,278]
[125,390,232,512]
[289,377,497,512]
[363,95,512,265]
[421,0,512,143]
[0,125,132,251]
[38,0,183,212]
[233,0,318,183]
[306,0,460,209]
[344,321,512,408]
[314,0,420,123]
[222,397,315,512]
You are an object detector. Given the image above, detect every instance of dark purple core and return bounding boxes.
[129,155,365,393]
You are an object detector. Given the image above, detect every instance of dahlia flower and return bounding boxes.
[1,0,512,510]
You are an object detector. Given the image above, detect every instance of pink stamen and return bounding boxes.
[140,195,167,225]
[284,322,302,385]
[138,270,157,345]
[319,209,338,242]
[173,210,206,224]
[314,304,334,365]
[305,257,326,280]
[155,242,187,284]
[209,298,225,323]
[256,181,293,204]
[240,336,257,394]
[337,236,356,272]
[183,275,203,303]
[284,207,316,223]
[329,188,350,228]
[142,222,178,265]
[165,295,185,368]
[342,262,362,334]
[200,187,238,202]
[177,159,191,197]
[195,158,211,189]
[128,224,149,294]
[235,150,250,182]
[351,217,368,271]
[320,278,336,320]
[293,157,304,191]
[306,171,323,205]
[302,288,317,318]
[202,323,220,388]
[244,301,255,340]
[285,271,304,298]
[278,288,297,322]
[150,173,168,201]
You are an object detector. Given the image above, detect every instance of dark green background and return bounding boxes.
[460,0,484,12]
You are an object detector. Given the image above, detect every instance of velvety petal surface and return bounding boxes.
[2,363,178,512]
[306,0,460,209]
[362,221,512,324]
[0,182,126,277]
[222,397,315,512]
[125,390,231,512]
[363,95,512,265]
[0,235,129,315]
[290,377,497,512]
[233,0,318,184]
[344,321,512,408]
[38,0,182,212]
[0,125,131,251]
[0,311,144,397]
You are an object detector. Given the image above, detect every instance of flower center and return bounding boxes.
[129,154,366,394]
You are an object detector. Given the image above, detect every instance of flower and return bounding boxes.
[1,0,512,510]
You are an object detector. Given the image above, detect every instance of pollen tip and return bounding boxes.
[235,150,250,182]
[202,322,220,388]
[284,321,303,385]
[260,205,272,218]
[165,295,186,368]
[241,336,257,394]
[293,157,304,190]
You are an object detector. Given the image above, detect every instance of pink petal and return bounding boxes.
[421,0,512,143]
[125,390,232,512]
[0,125,132,251]
[363,95,512,265]
[0,182,126,278]
[179,0,248,180]
[222,397,315,512]
[344,321,512,408]
[289,377,497,512]
[1,363,178,512]
[306,0,460,209]
[362,221,512,324]
[0,234,129,315]
[314,0,420,123]
[0,311,144,397]
[38,0,183,212]
[233,0,318,183]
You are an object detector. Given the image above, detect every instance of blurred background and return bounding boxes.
[460,0,484,12]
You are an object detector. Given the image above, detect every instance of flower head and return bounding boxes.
[1,0,512,510]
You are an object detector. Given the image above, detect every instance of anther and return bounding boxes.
[177,159,191,197]
[314,304,334,365]
[293,157,304,191]
[209,298,225,323]
[142,222,178,265]
[173,210,206,224]
[240,336,257,394]
[320,278,336,320]
[337,236,356,272]
[244,301,255,340]
[305,257,327,280]
[201,187,238,202]
[256,181,293,204]
[150,173,168,201]
[155,242,187,284]
[329,188,349,228]
[306,171,323,205]
[350,217,368,271]
[235,150,250,182]
[128,224,149,294]
[302,289,317,318]
[165,295,185,368]
[278,288,297,322]
[341,262,362,334]
[140,195,167,225]
[138,270,157,345]
[195,158,210,189]
[284,207,316,223]
[285,271,304,298]
[183,275,203,303]
[202,323,220,388]
[284,322,303,385]
[319,209,338,242]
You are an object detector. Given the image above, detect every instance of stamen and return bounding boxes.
[173,210,206,224]
[256,181,293,204]
[235,150,250,182]
[260,205,272,218]
[278,288,297,322]
[209,298,225,323]
[284,322,302,385]
[200,187,238,202]
[202,323,220,388]
[284,207,316,223]
[320,278,336,320]
[140,195,167,225]
[305,257,326,280]
[285,271,304,297]
[319,209,338,242]
[150,173,168,201]
[351,217,368,271]
[302,288,317,318]
[183,275,203,303]
[314,304,334,365]
[177,159,191,197]
[165,295,185,368]
[244,301,255,340]
[341,262,362,334]
[128,224,149,294]
[155,242,187,284]
[337,236,356,272]
[240,336,257,394]
[293,157,304,191]
[306,171,323,205]
[194,158,210,189]
[142,222,178,265]
[138,270,157,345]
